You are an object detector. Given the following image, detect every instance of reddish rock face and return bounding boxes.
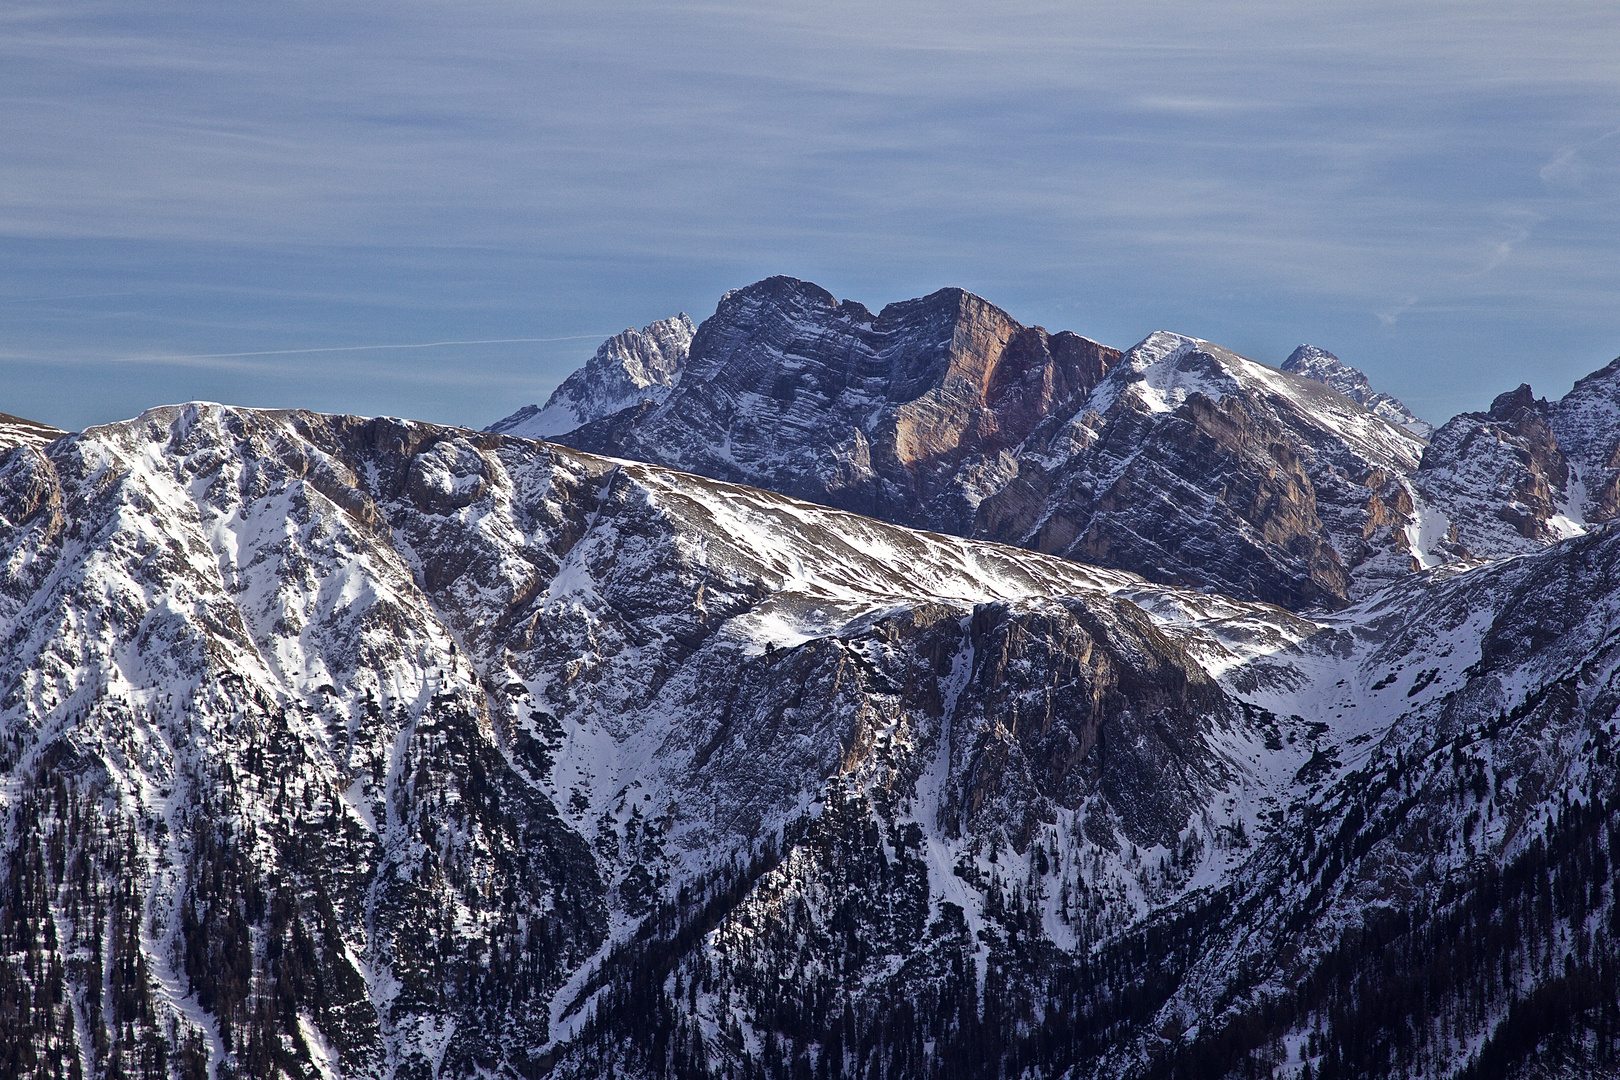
[560,277,1119,537]
[557,284,1447,611]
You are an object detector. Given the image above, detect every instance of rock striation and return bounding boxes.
[978,331,1435,608]
[0,410,66,451]
[535,283,1461,609]
[551,276,1120,538]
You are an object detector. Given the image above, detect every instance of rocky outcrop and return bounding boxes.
[1413,383,1578,557]
[555,276,1120,536]
[489,313,695,439]
[1282,343,1433,439]
[1550,354,1620,522]
[979,332,1434,608]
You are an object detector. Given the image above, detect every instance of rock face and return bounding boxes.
[489,314,695,439]
[3,401,1620,1080]
[979,331,1436,609]
[1413,384,1580,558]
[539,283,1461,610]
[1282,343,1434,439]
[553,276,1120,537]
[1550,355,1620,523]
[0,410,66,450]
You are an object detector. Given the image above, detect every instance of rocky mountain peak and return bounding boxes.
[1487,382,1540,419]
[1282,343,1433,439]
[538,290,1463,609]
[556,276,1120,537]
[488,312,695,439]
[1413,380,1576,556]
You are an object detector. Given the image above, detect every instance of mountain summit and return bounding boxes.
[6,279,1620,1080]
[552,276,1119,536]
[1281,343,1434,439]
[489,313,696,439]
[526,281,1449,608]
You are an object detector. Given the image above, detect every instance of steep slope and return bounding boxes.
[489,314,695,439]
[1551,355,1620,524]
[980,331,1440,608]
[1413,384,1581,559]
[0,410,66,450]
[556,520,1620,1080]
[1103,524,1620,1080]
[1282,344,1434,440]
[3,400,1620,1080]
[554,276,1120,538]
[0,403,1299,1080]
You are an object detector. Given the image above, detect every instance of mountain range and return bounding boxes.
[3,278,1620,1080]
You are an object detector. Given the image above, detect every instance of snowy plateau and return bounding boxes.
[4,277,1620,1080]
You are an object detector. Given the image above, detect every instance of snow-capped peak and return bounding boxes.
[487,313,696,440]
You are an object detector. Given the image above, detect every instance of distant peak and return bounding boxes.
[485,314,695,441]
[1281,344,1432,440]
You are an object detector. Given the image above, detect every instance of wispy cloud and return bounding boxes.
[1376,297,1419,326]
[105,335,615,369]
[3,0,1620,427]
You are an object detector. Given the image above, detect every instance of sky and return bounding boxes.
[3,0,1620,432]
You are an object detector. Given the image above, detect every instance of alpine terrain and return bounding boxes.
[4,279,1620,1080]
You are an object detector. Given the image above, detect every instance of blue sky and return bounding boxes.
[4,1,1619,431]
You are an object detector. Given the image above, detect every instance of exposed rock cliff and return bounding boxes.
[1550,355,1620,523]
[1414,383,1580,558]
[540,286,1455,609]
[980,331,1436,608]
[555,276,1120,537]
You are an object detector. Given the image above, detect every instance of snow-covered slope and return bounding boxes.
[488,314,694,439]
[3,400,1620,1080]
[0,410,66,450]
[982,331,1444,607]
[0,403,1292,1079]
[1282,343,1434,440]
